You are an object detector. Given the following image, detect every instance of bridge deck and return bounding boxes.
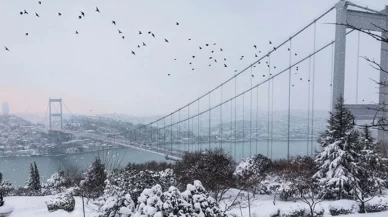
[55,129,184,160]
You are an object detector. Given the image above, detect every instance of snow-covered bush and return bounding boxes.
[364,196,388,213]
[132,180,225,217]
[42,171,70,195]
[279,204,306,217]
[175,149,235,202]
[97,168,176,217]
[46,191,75,212]
[0,180,15,196]
[328,200,359,216]
[262,175,295,202]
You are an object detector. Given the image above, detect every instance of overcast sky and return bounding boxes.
[0,0,387,116]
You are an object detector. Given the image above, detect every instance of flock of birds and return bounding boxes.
[2,1,336,89]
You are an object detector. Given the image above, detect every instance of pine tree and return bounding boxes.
[353,125,386,213]
[34,162,41,191]
[313,95,360,199]
[80,158,106,199]
[26,163,35,190]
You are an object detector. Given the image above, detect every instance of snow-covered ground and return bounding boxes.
[3,196,98,217]
[2,193,388,217]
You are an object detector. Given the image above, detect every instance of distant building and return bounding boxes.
[2,102,9,115]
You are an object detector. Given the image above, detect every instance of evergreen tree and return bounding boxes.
[80,157,107,199]
[313,95,360,199]
[26,163,35,190]
[353,125,386,213]
[34,162,41,191]
[0,172,2,183]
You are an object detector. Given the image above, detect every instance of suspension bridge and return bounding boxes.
[44,1,388,160]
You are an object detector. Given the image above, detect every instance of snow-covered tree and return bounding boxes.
[0,180,15,197]
[133,180,225,217]
[26,162,41,193]
[42,171,71,195]
[80,158,107,199]
[353,125,387,213]
[314,95,360,199]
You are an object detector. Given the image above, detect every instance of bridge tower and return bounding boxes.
[48,98,63,130]
[333,1,388,141]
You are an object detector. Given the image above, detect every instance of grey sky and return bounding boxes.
[0,0,387,116]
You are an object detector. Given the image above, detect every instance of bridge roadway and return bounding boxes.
[54,129,184,160]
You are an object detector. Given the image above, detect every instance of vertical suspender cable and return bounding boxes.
[235,76,237,160]
[242,93,245,159]
[157,121,159,151]
[307,57,311,156]
[267,56,271,158]
[230,98,233,155]
[330,44,334,109]
[171,115,173,152]
[270,56,274,159]
[192,107,194,151]
[209,93,211,150]
[287,39,292,160]
[179,109,181,150]
[311,21,317,156]
[221,85,223,149]
[250,66,253,157]
[198,99,200,151]
[356,31,360,104]
[188,105,190,152]
[256,86,259,155]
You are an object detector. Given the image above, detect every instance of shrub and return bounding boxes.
[46,191,75,212]
[329,200,359,216]
[279,204,306,217]
[365,196,388,213]
[174,149,235,202]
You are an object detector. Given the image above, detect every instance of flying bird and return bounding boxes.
[192,68,194,70]
[20,12,23,15]
[164,38,169,43]
[151,33,155,38]
[220,48,223,51]
[25,33,28,36]
[168,74,170,76]
[211,51,214,53]
[254,45,257,49]
[112,20,116,25]
[118,30,122,34]
[224,64,227,67]
[274,66,276,69]
[255,54,258,57]
[58,12,62,16]
[192,56,195,58]
[300,78,302,81]
[38,1,41,4]
[189,62,192,65]
[35,12,40,17]
[132,51,135,55]
[234,70,237,72]
[122,36,125,39]
[75,31,79,34]
[176,22,179,25]
[252,75,254,78]
[240,56,244,60]
[5,47,9,51]
[295,53,297,56]
[78,16,82,19]
[81,11,85,17]
[288,48,290,51]
[206,44,209,46]
[199,46,202,50]
[269,41,272,44]
[188,38,191,40]
[143,42,146,46]
[174,58,177,60]
[273,47,277,51]
[137,45,140,48]
[263,75,265,77]
[139,31,142,35]
[209,64,211,67]
[214,59,217,63]
[224,58,226,61]
[24,10,28,14]
[148,31,151,34]
[209,57,212,59]
[213,43,216,45]
[96,7,100,13]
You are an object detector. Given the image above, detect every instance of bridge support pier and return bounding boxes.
[333,1,388,143]
[48,98,63,131]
